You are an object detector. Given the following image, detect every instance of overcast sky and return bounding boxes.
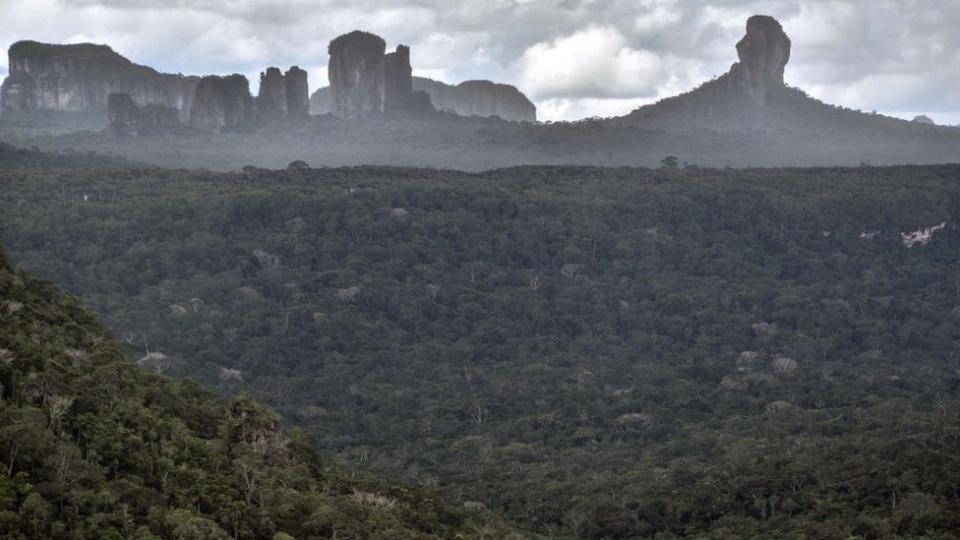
[1,0,958,123]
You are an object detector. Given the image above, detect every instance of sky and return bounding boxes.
[0,0,958,124]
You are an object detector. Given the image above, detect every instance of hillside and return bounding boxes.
[2,161,960,537]
[0,242,527,538]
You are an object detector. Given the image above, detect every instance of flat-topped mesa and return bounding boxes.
[0,40,199,122]
[413,78,537,122]
[729,15,791,105]
[285,66,310,118]
[328,31,386,119]
[189,74,254,133]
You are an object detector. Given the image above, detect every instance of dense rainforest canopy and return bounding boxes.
[0,241,526,539]
[2,162,960,538]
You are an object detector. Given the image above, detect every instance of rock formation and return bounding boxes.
[285,66,310,118]
[0,40,199,122]
[912,115,935,125]
[257,67,288,118]
[382,46,433,114]
[383,45,413,113]
[309,87,333,115]
[728,15,791,105]
[313,30,533,120]
[413,78,536,121]
[328,31,386,119]
[311,76,534,121]
[107,93,139,129]
[256,66,310,120]
[619,15,795,127]
[189,75,254,133]
[108,92,180,135]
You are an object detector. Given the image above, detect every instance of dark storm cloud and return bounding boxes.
[1,0,958,122]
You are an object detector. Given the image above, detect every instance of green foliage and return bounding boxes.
[3,162,960,537]
[0,247,526,538]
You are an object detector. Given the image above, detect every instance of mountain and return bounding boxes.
[309,76,537,121]
[615,15,952,139]
[0,41,199,123]
[412,78,536,122]
[0,240,528,538]
[1,14,957,170]
[4,160,960,538]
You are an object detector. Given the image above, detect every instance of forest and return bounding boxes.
[0,241,525,538]
[2,161,960,538]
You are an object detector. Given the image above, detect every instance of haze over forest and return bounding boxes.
[0,1,959,539]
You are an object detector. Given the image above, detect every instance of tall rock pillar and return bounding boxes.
[328,31,386,119]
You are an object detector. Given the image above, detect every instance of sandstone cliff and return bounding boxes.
[413,78,536,122]
[1,40,199,122]
[107,92,180,135]
[729,15,791,106]
[285,66,310,118]
[328,31,386,119]
[189,75,254,133]
[257,67,288,118]
[383,46,434,114]
[311,76,535,122]
[256,66,310,120]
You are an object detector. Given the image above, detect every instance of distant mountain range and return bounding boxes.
[0,14,956,170]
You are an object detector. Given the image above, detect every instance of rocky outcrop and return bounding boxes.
[620,15,795,127]
[310,76,534,121]
[1,40,199,122]
[189,75,254,133]
[108,92,180,135]
[257,67,287,118]
[383,46,434,114]
[309,87,333,115]
[285,66,310,118]
[413,78,536,121]
[728,15,791,105]
[256,66,310,120]
[383,45,413,113]
[912,115,935,125]
[328,31,386,119]
[315,31,532,120]
[107,92,139,129]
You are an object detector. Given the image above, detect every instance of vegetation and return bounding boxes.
[0,242,527,538]
[0,141,126,169]
[2,162,960,538]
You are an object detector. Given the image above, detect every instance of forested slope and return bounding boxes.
[0,242,527,539]
[2,163,960,538]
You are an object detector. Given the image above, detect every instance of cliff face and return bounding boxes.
[0,40,199,122]
[413,77,536,121]
[310,76,535,121]
[257,67,287,118]
[256,66,310,120]
[285,66,310,118]
[383,45,433,113]
[328,31,386,119]
[189,75,254,133]
[729,15,791,105]
[108,92,180,135]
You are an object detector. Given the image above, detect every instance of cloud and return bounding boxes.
[516,26,663,100]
